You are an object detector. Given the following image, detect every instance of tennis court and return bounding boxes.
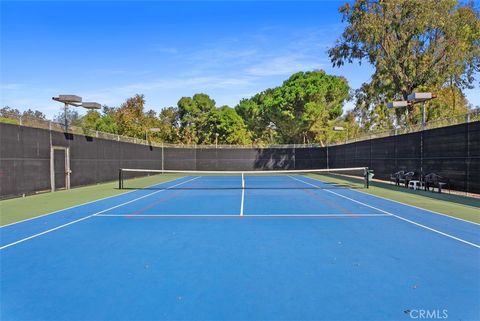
[1,170,479,320]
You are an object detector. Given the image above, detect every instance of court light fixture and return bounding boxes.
[387,92,436,130]
[81,102,101,110]
[53,95,82,104]
[215,133,220,148]
[333,126,349,144]
[387,101,410,109]
[52,95,102,132]
[145,127,161,142]
[407,92,435,102]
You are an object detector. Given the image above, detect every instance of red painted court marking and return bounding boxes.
[301,188,357,217]
[126,190,183,218]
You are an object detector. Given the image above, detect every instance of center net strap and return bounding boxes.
[118,167,370,190]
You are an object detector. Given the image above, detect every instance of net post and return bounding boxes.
[242,172,245,189]
[118,169,123,189]
[365,167,369,189]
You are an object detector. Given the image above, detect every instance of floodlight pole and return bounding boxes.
[421,101,426,130]
[147,127,161,145]
[326,141,329,170]
[64,102,68,132]
[388,93,436,187]
[388,93,436,131]
[333,126,347,143]
[52,95,101,133]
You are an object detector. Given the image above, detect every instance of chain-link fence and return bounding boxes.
[1,109,478,149]
[1,116,478,198]
[335,108,480,146]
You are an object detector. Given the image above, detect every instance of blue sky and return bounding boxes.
[1,1,479,119]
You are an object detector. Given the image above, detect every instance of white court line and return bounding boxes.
[0,177,201,250]
[240,188,245,216]
[353,185,480,226]
[301,176,480,226]
[288,176,393,216]
[288,175,480,249]
[97,214,240,217]
[0,175,192,229]
[248,214,389,217]
[95,213,390,217]
[301,175,479,226]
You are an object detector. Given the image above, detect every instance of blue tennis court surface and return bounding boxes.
[1,175,479,320]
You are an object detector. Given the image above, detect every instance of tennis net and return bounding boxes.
[118,167,372,190]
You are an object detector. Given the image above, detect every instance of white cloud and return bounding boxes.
[152,46,178,54]
[177,27,333,78]
[188,48,258,63]
[74,75,258,110]
[9,23,480,120]
[118,75,256,92]
[0,83,25,91]
[245,54,324,77]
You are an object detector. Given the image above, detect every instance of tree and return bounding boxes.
[81,110,102,130]
[81,108,118,134]
[235,95,272,144]
[422,85,470,122]
[113,94,147,138]
[176,94,252,145]
[1,107,47,121]
[22,109,47,120]
[53,108,82,127]
[205,106,252,145]
[352,82,395,130]
[329,0,480,127]
[0,106,21,118]
[97,106,119,133]
[0,106,21,124]
[154,107,180,143]
[236,71,350,145]
[177,93,216,144]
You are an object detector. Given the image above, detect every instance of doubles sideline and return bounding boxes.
[0,177,201,250]
[0,175,195,229]
[288,175,480,249]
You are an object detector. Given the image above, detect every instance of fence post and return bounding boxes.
[466,120,470,195]
[420,130,424,185]
[161,143,164,173]
[293,144,296,170]
[326,143,329,170]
